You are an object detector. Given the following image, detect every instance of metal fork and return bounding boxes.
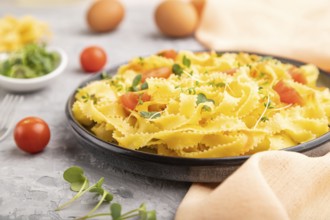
[0,94,24,142]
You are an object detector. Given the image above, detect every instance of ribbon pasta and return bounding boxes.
[72,51,330,158]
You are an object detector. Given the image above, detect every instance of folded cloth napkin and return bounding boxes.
[176,143,330,220]
[176,0,330,219]
[195,0,330,72]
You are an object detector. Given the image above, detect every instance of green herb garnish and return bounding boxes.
[264,100,274,109]
[187,87,196,95]
[196,93,215,105]
[81,93,97,104]
[260,116,269,122]
[101,72,112,79]
[140,111,161,119]
[132,74,142,87]
[0,43,60,79]
[129,74,142,91]
[182,56,191,67]
[140,82,148,90]
[56,166,156,220]
[172,64,183,76]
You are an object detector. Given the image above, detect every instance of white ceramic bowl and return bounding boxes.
[0,47,68,92]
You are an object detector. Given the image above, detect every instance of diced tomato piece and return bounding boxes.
[157,50,177,60]
[120,92,151,110]
[141,67,172,82]
[288,68,307,84]
[223,68,237,75]
[273,80,303,105]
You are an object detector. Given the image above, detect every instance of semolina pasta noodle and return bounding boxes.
[72,51,330,158]
[0,15,51,52]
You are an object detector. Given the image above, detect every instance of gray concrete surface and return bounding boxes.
[0,1,204,219]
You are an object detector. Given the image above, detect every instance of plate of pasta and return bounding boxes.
[66,50,330,182]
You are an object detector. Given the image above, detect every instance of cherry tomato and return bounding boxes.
[141,67,172,82]
[157,49,177,60]
[120,92,151,110]
[14,117,51,154]
[80,46,107,72]
[273,80,303,105]
[288,68,307,84]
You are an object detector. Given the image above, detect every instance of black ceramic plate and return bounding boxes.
[65,52,330,182]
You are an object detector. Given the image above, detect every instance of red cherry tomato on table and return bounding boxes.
[80,46,107,72]
[14,117,51,154]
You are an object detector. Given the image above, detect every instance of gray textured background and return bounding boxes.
[0,1,204,219]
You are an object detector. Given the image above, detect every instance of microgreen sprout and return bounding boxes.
[79,203,156,220]
[182,56,191,68]
[55,166,90,211]
[260,116,269,122]
[253,94,271,129]
[101,71,112,79]
[196,93,215,105]
[56,166,157,220]
[208,81,226,88]
[129,74,142,91]
[172,64,183,76]
[81,94,97,104]
[137,94,145,105]
[56,166,113,215]
[196,93,215,112]
[110,80,124,92]
[132,74,142,88]
[202,105,211,112]
[187,87,196,95]
[264,100,274,109]
[140,111,161,119]
[140,82,148,90]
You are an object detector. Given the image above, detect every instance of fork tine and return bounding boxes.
[0,95,14,130]
[0,94,24,141]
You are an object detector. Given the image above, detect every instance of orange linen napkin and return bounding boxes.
[195,0,330,72]
[176,143,330,220]
[176,0,330,219]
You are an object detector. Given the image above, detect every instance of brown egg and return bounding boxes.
[155,0,198,38]
[86,0,125,33]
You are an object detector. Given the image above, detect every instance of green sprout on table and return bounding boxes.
[56,166,156,220]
